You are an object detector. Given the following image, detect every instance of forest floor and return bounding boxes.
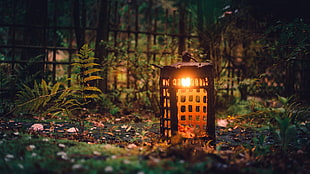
[0,113,309,174]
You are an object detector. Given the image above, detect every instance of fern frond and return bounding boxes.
[51,82,61,94]
[75,53,83,58]
[83,68,102,76]
[71,63,83,67]
[68,93,84,99]
[41,80,51,107]
[57,89,71,100]
[84,94,100,99]
[68,86,82,91]
[63,99,81,107]
[81,63,100,68]
[41,80,49,96]
[71,62,100,68]
[33,81,41,97]
[16,86,34,101]
[83,76,103,83]
[73,57,97,63]
[14,80,70,116]
[84,86,102,93]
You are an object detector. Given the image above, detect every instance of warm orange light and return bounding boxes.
[181,77,191,87]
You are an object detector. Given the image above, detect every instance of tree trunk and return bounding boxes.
[95,0,109,93]
[73,0,85,49]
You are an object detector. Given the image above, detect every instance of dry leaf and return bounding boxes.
[126,126,132,132]
[104,166,113,172]
[29,124,44,131]
[67,127,79,133]
[104,132,114,136]
[217,119,228,127]
[26,145,36,151]
[127,143,137,149]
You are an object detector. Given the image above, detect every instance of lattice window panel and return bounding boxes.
[177,88,207,137]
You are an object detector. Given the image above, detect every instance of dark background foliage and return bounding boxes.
[0,0,309,114]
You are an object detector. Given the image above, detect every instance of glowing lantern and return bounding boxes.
[159,52,215,143]
[181,78,191,87]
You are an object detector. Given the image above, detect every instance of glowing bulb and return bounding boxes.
[181,77,191,87]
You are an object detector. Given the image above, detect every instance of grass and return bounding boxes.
[0,130,142,173]
[1,96,309,174]
[0,129,213,174]
[1,119,308,174]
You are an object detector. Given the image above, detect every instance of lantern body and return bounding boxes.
[160,62,215,142]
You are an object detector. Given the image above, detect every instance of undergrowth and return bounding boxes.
[13,44,104,132]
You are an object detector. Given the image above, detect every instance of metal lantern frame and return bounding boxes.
[159,61,215,142]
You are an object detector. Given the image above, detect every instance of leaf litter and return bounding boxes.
[0,114,309,174]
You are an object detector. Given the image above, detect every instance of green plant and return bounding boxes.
[272,116,296,152]
[13,44,104,131]
[70,44,103,102]
[65,44,103,130]
[97,93,120,115]
[103,41,162,114]
[268,95,300,152]
[264,19,310,60]
[0,63,14,114]
[252,134,271,156]
[14,79,68,118]
[14,55,46,89]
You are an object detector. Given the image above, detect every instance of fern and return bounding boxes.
[52,44,104,131]
[13,44,104,132]
[70,44,103,104]
[15,80,67,117]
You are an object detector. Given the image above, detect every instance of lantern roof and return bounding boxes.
[165,61,212,69]
[160,61,213,79]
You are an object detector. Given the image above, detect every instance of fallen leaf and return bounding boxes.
[104,166,113,172]
[171,134,183,145]
[126,126,132,132]
[127,143,137,149]
[67,127,79,133]
[103,132,114,136]
[178,124,195,138]
[29,124,44,131]
[93,151,101,156]
[49,126,55,132]
[217,119,228,127]
[58,143,66,148]
[26,145,36,151]
[56,151,68,160]
[5,154,14,161]
[72,164,83,170]
[93,121,104,128]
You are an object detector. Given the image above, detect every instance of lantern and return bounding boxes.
[159,52,215,143]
